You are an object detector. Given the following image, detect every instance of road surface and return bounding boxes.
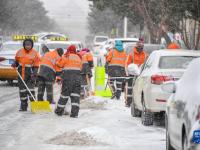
[0,81,165,150]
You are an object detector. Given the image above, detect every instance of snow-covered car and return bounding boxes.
[164,58,200,150]
[0,41,43,85]
[132,50,200,126]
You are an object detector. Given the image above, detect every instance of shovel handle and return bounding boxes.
[16,69,36,101]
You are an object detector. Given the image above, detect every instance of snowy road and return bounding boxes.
[0,82,165,150]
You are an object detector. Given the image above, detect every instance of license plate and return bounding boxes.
[9,59,14,64]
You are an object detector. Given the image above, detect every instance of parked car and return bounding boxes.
[93,36,109,47]
[132,49,200,126]
[163,58,200,150]
[0,41,43,85]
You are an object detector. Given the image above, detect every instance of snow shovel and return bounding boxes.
[16,69,52,113]
[86,74,95,96]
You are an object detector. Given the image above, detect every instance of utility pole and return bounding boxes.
[124,16,128,38]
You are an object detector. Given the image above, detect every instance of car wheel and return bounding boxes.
[154,112,165,126]
[7,80,13,86]
[141,95,153,126]
[131,100,141,117]
[166,118,175,150]
[183,132,188,150]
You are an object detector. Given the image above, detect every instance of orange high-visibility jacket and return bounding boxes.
[82,52,93,64]
[57,53,82,71]
[15,48,40,79]
[106,49,127,67]
[126,47,146,67]
[40,50,61,72]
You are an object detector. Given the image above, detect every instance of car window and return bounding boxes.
[159,56,198,69]
[46,43,70,50]
[141,52,156,72]
[1,44,22,51]
[95,37,108,42]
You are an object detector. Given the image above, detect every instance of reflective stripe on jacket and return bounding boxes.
[106,49,127,67]
[57,53,82,71]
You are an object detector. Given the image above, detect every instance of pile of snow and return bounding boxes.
[80,96,107,110]
[47,126,113,146]
[47,130,97,146]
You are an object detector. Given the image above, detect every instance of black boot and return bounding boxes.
[55,107,64,116]
[19,104,27,111]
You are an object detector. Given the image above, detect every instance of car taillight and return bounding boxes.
[151,75,174,85]
[196,106,200,120]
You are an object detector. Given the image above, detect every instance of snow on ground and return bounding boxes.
[0,81,165,150]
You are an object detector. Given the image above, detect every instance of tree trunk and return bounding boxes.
[195,23,200,50]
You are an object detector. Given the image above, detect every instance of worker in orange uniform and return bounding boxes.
[125,38,147,107]
[55,45,82,118]
[11,39,40,111]
[167,42,180,49]
[79,48,93,98]
[37,48,64,104]
[106,40,127,100]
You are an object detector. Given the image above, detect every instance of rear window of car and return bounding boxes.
[159,56,198,69]
[46,44,70,50]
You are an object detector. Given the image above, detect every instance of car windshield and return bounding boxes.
[95,37,108,42]
[159,56,198,69]
[1,44,22,51]
[46,43,70,50]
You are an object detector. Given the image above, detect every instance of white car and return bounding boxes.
[93,36,109,47]
[163,58,200,150]
[132,49,200,126]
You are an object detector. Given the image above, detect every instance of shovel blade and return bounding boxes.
[30,101,52,113]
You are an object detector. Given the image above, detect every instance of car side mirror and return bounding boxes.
[161,82,176,93]
[127,63,140,76]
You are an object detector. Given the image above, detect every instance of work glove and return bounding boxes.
[31,73,37,81]
[0,57,6,62]
[56,76,62,85]
[31,67,38,81]
[11,61,18,68]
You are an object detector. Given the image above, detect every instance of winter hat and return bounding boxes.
[136,38,144,47]
[115,40,123,52]
[23,38,34,49]
[67,45,76,53]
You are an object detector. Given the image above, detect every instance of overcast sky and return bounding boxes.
[39,0,91,43]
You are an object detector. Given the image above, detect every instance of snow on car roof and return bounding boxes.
[152,49,200,56]
[113,38,139,42]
